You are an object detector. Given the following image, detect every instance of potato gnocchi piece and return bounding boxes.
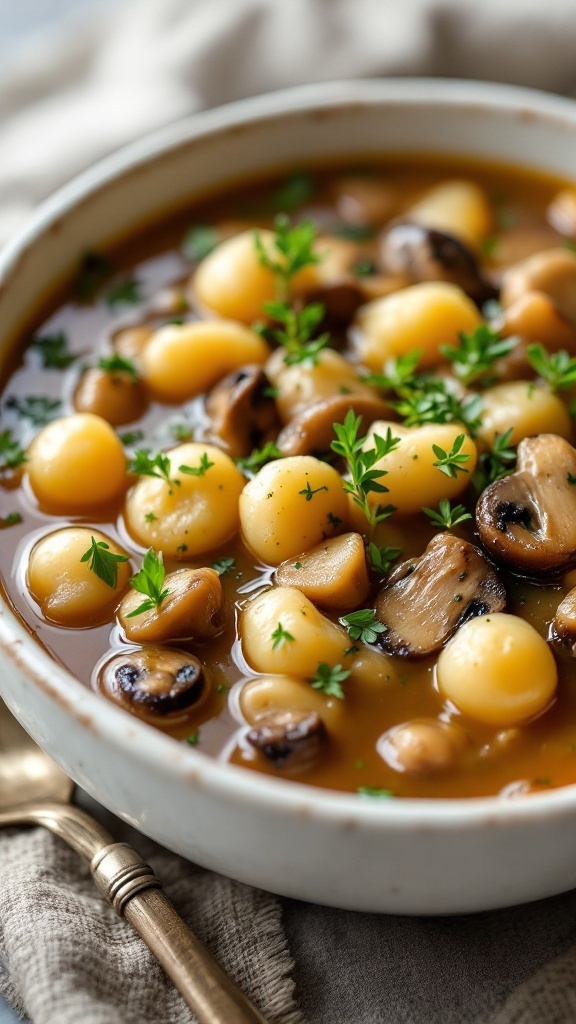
[27,413,127,513]
[239,675,344,732]
[192,229,316,322]
[363,421,478,516]
[241,586,395,692]
[124,442,244,558]
[118,567,224,644]
[265,346,378,424]
[239,455,349,565]
[406,179,492,248]
[437,613,557,726]
[479,381,572,447]
[354,281,482,371]
[27,527,131,628]
[141,320,269,402]
[275,533,370,610]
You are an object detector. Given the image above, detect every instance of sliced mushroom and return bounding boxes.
[551,587,576,654]
[377,718,468,775]
[276,393,393,457]
[117,567,224,644]
[246,709,326,771]
[375,533,506,658]
[73,367,148,426]
[500,249,576,326]
[302,280,365,330]
[476,434,576,575]
[98,646,206,717]
[379,222,497,306]
[204,365,280,457]
[275,533,370,610]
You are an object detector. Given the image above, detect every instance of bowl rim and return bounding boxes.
[3,75,576,829]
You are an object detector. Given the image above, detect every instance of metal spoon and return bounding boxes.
[0,700,267,1024]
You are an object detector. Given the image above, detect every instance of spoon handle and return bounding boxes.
[0,804,267,1024]
[91,841,268,1024]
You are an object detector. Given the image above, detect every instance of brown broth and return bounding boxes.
[2,156,576,798]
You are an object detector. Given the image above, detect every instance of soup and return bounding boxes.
[3,157,576,799]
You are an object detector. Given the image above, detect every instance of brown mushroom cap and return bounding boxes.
[204,365,280,457]
[246,709,326,771]
[375,532,506,658]
[379,221,497,306]
[302,280,365,330]
[276,394,394,457]
[117,567,224,644]
[551,587,576,654]
[500,248,576,326]
[98,646,206,718]
[377,718,468,775]
[73,367,149,426]
[275,532,370,610]
[476,434,576,575]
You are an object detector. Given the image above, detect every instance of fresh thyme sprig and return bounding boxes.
[182,225,220,262]
[472,428,517,493]
[422,499,473,529]
[431,434,472,478]
[331,409,399,534]
[366,542,402,575]
[363,350,422,392]
[236,442,282,475]
[440,324,517,386]
[80,536,129,589]
[254,214,320,302]
[125,548,170,617]
[311,662,350,700]
[0,430,27,472]
[392,381,483,435]
[129,449,181,494]
[212,556,236,576]
[257,302,329,366]
[526,344,576,391]
[339,608,387,645]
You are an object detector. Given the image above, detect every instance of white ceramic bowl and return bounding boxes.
[2,79,576,915]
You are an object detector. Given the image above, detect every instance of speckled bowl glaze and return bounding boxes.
[2,79,576,915]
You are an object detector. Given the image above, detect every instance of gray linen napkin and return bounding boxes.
[0,795,303,1024]
[4,2,576,1023]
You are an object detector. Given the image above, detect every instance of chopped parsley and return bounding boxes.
[272,170,315,212]
[129,449,180,494]
[5,395,61,426]
[105,278,142,310]
[236,442,282,474]
[125,548,170,617]
[0,512,22,528]
[357,787,394,798]
[299,481,328,501]
[74,250,113,301]
[98,354,139,381]
[311,662,350,700]
[118,429,145,447]
[212,557,236,576]
[271,622,295,649]
[80,536,129,589]
[339,608,387,645]
[31,331,76,369]
[179,452,215,477]
[0,430,27,472]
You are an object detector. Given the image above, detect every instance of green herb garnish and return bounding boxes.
[182,225,220,262]
[432,434,472,479]
[0,512,22,528]
[129,449,180,493]
[186,731,200,746]
[212,557,236,576]
[422,499,473,529]
[311,662,350,700]
[472,428,517,493]
[392,382,483,435]
[119,429,145,447]
[357,786,394,798]
[80,536,129,588]
[179,452,215,478]
[105,278,141,310]
[271,622,295,650]
[5,396,61,426]
[331,223,377,241]
[0,430,27,472]
[257,301,329,366]
[366,542,402,575]
[98,354,139,381]
[31,331,76,369]
[236,442,282,474]
[353,258,377,278]
[440,324,517,386]
[272,171,315,212]
[339,608,387,645]
[299,481,328,502]
[526,344,576,391]
[331,409,399,534]
[254,214,320,302]
[125,548,170,617]
[75,251,112,301]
